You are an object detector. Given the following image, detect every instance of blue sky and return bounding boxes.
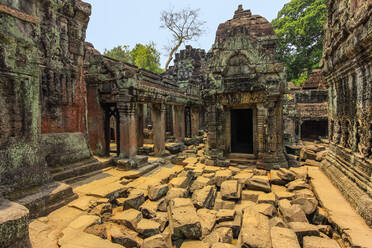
[84,0,290,67]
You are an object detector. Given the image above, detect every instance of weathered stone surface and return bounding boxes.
[278,168,296,181]
[181,241,209,248]
[203,227,233,246]
[278,200,308,223]
[288,222,320,243]
[165,188,188,202]
[254,203,277,217]
[258,193,276,206]
[303,236,340,248]
[169,205,202,239]
[291,197,318,215]
[221,180,241,200]
[136,219,161,238]
[271,226,300,248]
[214,192,236,211]
[110,224,143,248]
[216,209,235,223]
[190,176,212,192]
[148,183,168,201]
[241,190,264,202]
[169,176,192,189]
[166,143,185,154]
[197,208,217,237]
[192,185,217,209]
[142,234,168,248]
[111,209,143,231]
[246,176,271,193]
[286,180,309,192]
[270,217,287,228]
[211,243,236,248]
[0,199,30,248]
[233,172,253,185]
[140,200,160,219]
[123,189,146,210]
[239,207,272,248]
[214,170,233,187]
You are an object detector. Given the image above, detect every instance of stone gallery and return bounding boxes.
[0,1,371,248]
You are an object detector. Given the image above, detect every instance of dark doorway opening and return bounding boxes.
[301,120,328,140]
[231,109,253,154]
[104,104,120,157]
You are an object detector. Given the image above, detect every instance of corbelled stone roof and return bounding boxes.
[215,4,275,44]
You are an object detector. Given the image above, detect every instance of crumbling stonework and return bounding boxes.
[284,70,329,144]
[321,0,372,226]
[204,5,287,169]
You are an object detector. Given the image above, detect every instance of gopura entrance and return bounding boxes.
[231,109,254,154]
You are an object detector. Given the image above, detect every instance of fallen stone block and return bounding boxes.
[286,179,310,192]
[169,176,192,189]
[169,205,202,240]
[216,209,235,223]
[110,224,143,248]
[165,188,188,202]
[215,169,233,187]
[258,192,276,206]
[221,180,241,200]
[211,243,236,248]
[192,185,217,209]
[278,200,308,223]
[241,190,264,202]
[181,241,209,248]
[246,176,271,193]
[278,168,296,181]
[233,172,254,185]
[288,222,320,244]
[148,183,168,201]
[111,209,143,231]
[153,212,168,232]
[216,213,242,239]
[166,143,185,154]
[123,189,146,210]
[291,197,318,215]
[140,200,160,219]
[142,234,168,248]
[190,176,213,192]
[270,170,288,185]
[254,203,277,217]
[270,217,287,228]
[271,226,300,248]
[303,236,340,248]
[197,208,217,237]
[136,219,161,238]
[203,227,233,246]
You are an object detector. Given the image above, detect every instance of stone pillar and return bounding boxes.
[191,106,200,137]
[173,105,185,142]
[118,103,138,158]
[152,103,166,156]
[137,104,144,148]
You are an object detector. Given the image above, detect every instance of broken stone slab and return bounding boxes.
[278,199,308,223]
[123,189,146,210]
[271,226,300,248]
[233,172,254,185]
[89,202,112,216]
[169,176,192,189]
[288,222,320,244]
[68,196,105,211]
[272,186,295,201]
[228,166,241,175]
[238,207,272,248]
[214,197,236,211]
[68,215,100,231]
[0,199,30,248]
[202,227,233,246]
[153,212,168,232]
[169,198,194,209]
[246,176,271,193]
[270,217,287,228]
[169,205,202,240]
[278,168,296,181]
[215,169,233,187]
[190,176,213,192]
[192,185,217,209]
[286,179,310,192]
[111,209,143,231]
[220,180,241,200]
[270,170,288,185]
[136,219,161,238]
[291,197,318,215]
[148,183,168,201]
[304,159,321,167]
[166,143,185,154]
[241,190,265,202]
[315,150,328,162]
[203,166,220,174]
[216,213,242,239]
[211,243,236,248]
[300,148,317,161]
[140,200,160,219]
[289,167,308,180]
[216,209,236,223]
[234,201,256,217]
[254,203,277,217]
[303,236,340,248]
[181,241,209,248]
[293,188,315,198]
[165,187,188,202]
[258,192,276,206]
[110,224,143,248]
[197,208,217,237]
[142,234,169,248]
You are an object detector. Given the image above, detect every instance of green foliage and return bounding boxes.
[104,45,132,63]
[104,42,163,74]
[292,72,308,86]
[272,0,327,81]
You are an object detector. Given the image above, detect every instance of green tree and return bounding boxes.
[272,0,327,83]
[103,45,132,63]
[103,42,163,74]
[130,42,163,74]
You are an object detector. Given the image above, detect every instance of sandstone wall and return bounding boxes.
[322,0,372,226]
[0,0,91,193]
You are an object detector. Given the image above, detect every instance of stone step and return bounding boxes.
[49,158,99,174]
[63,167,112,185]
[52,159,112,182]
[121,162,161,180]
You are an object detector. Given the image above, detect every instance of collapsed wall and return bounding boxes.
[321,0,372,226]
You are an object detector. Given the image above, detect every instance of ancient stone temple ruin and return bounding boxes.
[0,1,371,248]
[204,6,288,169]
[321,0,372,226]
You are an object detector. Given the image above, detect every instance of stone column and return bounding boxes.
[256,103,266,156]
[137,104,144,148]
[191,106,200,137]
[118,103,138,158]
[152,103,166,156]
[173,105,185,142]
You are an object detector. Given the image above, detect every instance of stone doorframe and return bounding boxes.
[223,104,258,157]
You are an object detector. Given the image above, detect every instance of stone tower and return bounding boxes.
[204,5,288,169]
